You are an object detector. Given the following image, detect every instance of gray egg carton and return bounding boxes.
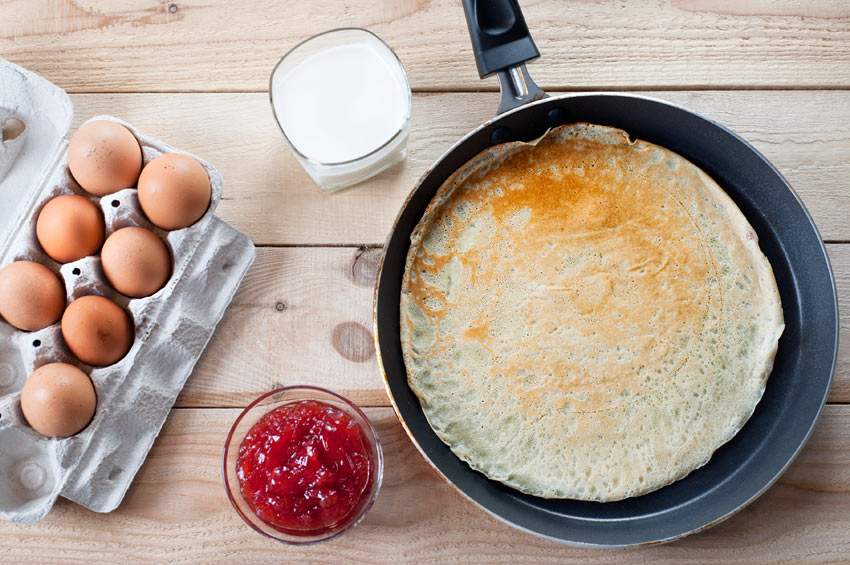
[0,59,255,524]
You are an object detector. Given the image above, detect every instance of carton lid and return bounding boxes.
[0,59,73,255]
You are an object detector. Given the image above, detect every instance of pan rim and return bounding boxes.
[372,92,838,547]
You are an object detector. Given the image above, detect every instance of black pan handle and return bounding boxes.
[461,0,548,115]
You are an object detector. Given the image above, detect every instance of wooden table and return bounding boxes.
[2,1,849,562]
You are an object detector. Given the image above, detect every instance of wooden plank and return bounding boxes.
[69,90,850,245]
[178,244,850,408]
[183,247,386,408]
[833,245,850,403]
[2,405,848,563]
[3,0,850,92]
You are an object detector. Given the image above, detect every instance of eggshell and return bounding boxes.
[101,226,171,298]
[68,120,142,196]
[36,194,104,263]
[61,295,133,366]
[137,153,211,230]
[0,261,65,331]
[21,363,97,438]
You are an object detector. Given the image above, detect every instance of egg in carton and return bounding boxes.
[0,59,255,524]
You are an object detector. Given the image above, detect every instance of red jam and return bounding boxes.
[236,399,374,534]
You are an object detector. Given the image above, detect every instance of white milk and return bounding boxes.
[271,31,411,192]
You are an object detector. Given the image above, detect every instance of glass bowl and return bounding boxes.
[222,386,383,545]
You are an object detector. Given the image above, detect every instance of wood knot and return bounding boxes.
[331,322,374,363]
[349,247,382,287]
[167,3,178,13]
[274,301,287,312]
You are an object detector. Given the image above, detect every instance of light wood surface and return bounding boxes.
[2,0,849,562]
[4,406,849,563]
[2,0,849,92]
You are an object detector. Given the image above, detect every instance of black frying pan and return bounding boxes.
[374,0,838,547]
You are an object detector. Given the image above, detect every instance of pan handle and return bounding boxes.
[461,0,548,115]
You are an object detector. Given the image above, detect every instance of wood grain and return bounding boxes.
[2,405,848,563]
[183,247,386,408]
[2,0,850,93]
[833,245,850,402]
[70,90,850,245]
[179,244,850,409]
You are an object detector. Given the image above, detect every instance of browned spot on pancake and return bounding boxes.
[463,321,489,343]
[331,322,375,363]
[349,247,382,287]
[411,131,713,369]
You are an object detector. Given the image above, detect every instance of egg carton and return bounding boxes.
[0,59,256,524]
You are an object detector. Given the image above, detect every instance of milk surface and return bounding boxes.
[272,42,409,164]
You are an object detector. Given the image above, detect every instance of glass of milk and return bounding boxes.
[270,28,412,192]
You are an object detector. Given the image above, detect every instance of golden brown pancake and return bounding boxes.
[400,123,784,501]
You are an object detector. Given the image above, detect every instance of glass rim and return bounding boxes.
[222,385,384,545]
[268,27,412,168]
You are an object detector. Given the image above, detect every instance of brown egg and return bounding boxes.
[137,153,211,230]
[61,295,133,366]
[36,194,105,263]
[21,363,97,438]
[0,261,65,331]
[68,120,142,196]
[101,227,171,298]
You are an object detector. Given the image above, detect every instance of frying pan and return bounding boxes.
[374,0,838,547]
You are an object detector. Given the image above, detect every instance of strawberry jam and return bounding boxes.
[236,399,374,534]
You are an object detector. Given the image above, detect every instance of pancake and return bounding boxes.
[399,123,784,502]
